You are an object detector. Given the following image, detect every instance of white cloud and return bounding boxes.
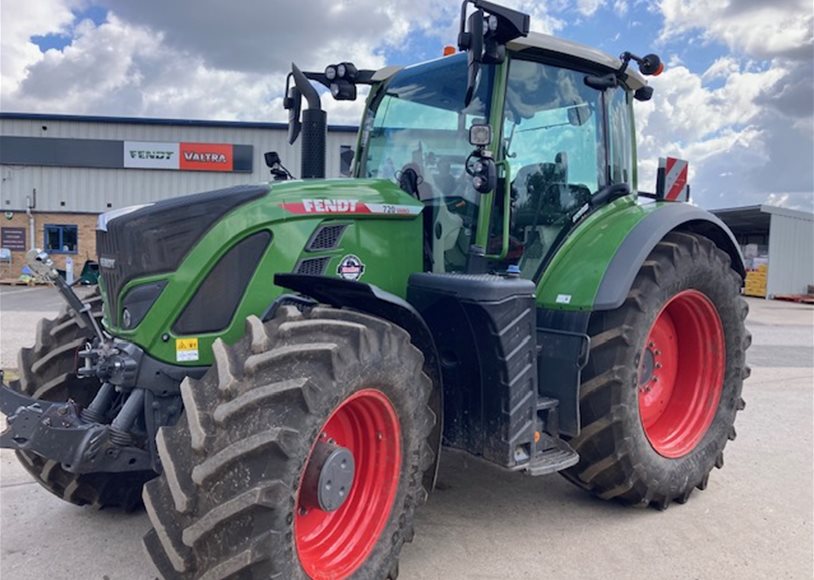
[0,0,79,98]
[576,0,605,17]
[635,60,788,204]
[659,0,813,60]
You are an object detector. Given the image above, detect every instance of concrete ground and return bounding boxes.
[1,287,812,580]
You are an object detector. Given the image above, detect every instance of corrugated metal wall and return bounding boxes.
[767,208,814,296]
[0,117,357,213]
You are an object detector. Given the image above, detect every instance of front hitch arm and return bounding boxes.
[25,248,106,343]
[0,379,152,474]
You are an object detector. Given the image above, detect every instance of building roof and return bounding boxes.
[711,204,814,236]
[0,112,359,133]
[509,32,647,89]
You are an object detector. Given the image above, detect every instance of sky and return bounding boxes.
[1,0,812,210]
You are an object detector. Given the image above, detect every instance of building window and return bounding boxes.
[340,145,353,177]
[44,224,78,254]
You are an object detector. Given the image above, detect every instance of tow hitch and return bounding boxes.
[0,249,167,474]
[0,372,152,473]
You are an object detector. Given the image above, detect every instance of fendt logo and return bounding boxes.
[302,199,359,213]
[123,141,180,170]
[129,150,175,160]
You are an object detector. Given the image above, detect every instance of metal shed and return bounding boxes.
[712,204,814,297]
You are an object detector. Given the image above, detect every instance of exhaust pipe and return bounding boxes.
[291,64,326,179]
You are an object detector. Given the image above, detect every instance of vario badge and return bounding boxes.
[337,254,365,281]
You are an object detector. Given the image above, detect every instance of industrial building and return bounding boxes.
[0,112,357,276]
[712,204,814,298]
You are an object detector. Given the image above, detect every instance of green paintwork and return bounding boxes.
[474,60,509,251]
[102,178,423,366]
[536,197,669,310]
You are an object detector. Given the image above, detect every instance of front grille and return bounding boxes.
[306,224,347,251]
[97,229,126,326]
[295,257,330,276]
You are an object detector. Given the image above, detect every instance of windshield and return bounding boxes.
[359,54,494,204]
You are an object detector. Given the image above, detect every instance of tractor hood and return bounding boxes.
[96,178,421,327]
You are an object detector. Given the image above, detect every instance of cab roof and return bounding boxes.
[508,32,647,89]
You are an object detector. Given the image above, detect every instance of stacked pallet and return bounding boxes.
[744,263,768,297]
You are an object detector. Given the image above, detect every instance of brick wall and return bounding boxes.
[1,212,99,279]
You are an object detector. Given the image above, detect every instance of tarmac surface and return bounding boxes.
[1,287,812,580]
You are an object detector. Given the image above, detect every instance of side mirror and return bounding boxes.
[463,9,484,107]
[264,151,281,168]
[264,151,293,181]
[285,85,303,145]
[458,1,530,106]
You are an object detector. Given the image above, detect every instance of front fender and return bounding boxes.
[537,198,744,311]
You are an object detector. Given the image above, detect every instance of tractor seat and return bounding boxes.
[512,157,568,227]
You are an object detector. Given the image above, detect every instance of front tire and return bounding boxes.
[143,305,435,579]
[562,232,750,509]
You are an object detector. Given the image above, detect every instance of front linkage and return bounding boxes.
[0,249,191,475]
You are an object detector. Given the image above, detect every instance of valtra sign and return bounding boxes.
[124,141,239,172]
[180,142,233,171]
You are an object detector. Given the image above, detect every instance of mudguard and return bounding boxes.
[273,273,444,491]
[536,198,744,311]
[593,203,744,310]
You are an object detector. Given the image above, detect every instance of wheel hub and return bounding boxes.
[300,440,355,513]
[295,388,402,580]
[637,289,725,458]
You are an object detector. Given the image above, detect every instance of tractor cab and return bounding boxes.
[285,0,660,281]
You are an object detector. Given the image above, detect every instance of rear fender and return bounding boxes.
[537,199,744,311]
[593,204,745,310]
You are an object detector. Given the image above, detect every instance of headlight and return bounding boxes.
[121,281,167,329]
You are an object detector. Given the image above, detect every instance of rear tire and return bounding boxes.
[142,305,435,579]
[562,232,750,509]
[11,291,155,509]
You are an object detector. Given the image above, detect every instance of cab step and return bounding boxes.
[525,441,579,476]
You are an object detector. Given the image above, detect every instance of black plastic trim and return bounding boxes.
[121,281,166,329]
[173,231,271,335]
[594,204,745,311]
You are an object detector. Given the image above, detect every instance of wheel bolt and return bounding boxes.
[376,432,383,441]
[648,341,655,348]
[654,350,661,356]
[655,363,662,369]
[298,507,308,516]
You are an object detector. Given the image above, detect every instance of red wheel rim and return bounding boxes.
[295,389,401,579]
[637,290,725,458]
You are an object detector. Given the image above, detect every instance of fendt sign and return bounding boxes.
[0,136,253,173]
[124,141,236,172]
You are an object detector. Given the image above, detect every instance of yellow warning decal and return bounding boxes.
[176,337,199,362]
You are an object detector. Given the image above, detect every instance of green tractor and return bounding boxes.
[1,2,749,578]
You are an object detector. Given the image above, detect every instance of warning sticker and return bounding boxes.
[176,338,199,362]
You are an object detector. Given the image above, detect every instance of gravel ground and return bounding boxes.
[1,289,812,580]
